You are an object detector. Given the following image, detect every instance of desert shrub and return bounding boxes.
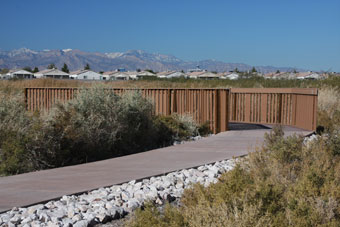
[127,126,340,226]
[197,121,211,136]
[154,114,205,142]
[127,202,187,227]
[42,87,168,165]
[0,91,36,174]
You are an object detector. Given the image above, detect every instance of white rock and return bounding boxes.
[47,221,59,227]
[71,214,82,222]
[9,215,21,224]
[62,217,73,226]
[125,199,139,211]
[121,191,131,201]
[73,220,88,227]
[21,216,32,224]
[0,158,237,226]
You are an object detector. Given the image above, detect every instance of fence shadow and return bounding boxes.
[228,123,271,131]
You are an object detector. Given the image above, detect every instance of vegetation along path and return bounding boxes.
[0,124,312,213]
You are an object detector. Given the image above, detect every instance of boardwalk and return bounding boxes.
[0,124,312,213]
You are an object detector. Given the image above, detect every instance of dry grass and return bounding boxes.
[318,87,340,116]
[0,75,339,91]
[317,87,340,131]
[127,126,340,227]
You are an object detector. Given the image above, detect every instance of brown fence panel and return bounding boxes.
[229,88,318,131]
[25,87,317,132]
[25,88,229,134]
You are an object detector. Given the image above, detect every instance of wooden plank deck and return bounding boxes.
[0,124,312,213]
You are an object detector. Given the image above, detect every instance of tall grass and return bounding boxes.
[317,87,340,132]
[0,76,340,91]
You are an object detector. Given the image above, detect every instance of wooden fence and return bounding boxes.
[24,87,318,132]
[24,88,229,134]
[229,88,318,131]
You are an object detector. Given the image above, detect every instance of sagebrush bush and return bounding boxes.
[0,91,36,174]
[127,126,340,227]
[154,114,207,142]
[35,87,177,166]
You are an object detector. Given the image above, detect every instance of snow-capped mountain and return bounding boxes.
[0,48,301,73]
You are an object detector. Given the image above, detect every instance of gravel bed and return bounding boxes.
[0,159,237,227]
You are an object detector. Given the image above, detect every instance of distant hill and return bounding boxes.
[0,48,303,73]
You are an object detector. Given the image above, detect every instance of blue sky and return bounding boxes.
[1,0,339,71]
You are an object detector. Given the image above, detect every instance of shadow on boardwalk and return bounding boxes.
[228,123,271,131]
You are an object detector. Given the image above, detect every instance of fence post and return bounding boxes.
[214,89,219,134]
[291,94,297,127]
[278,93,282,124]
[312,94,318,131]
[24,88,28,111]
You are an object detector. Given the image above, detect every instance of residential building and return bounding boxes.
[103,71,132,80]
[157,71,171,78]
[197,72,220,79]
[70,70,103,80]
[136,71,156,79]
[296,72,320,80]
[157,71,187,79]
[6,69,34,79]
[221,72,239,80]
[188,71,205,79]
[35,69,69,79]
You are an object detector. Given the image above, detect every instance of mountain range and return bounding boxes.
[0,48,303,73]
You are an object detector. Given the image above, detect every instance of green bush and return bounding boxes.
[127,126,340,226]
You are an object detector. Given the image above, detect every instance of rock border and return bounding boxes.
[0,159,237,227]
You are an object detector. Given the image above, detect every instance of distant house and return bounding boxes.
[197,72,220,80]
[70,70,103,80]
[112,72,130,80]
[103,71,131,80]
[157,71,187,79]
[221,72,239,80]
[263,72,291,79]
[188,71,205,79]
[167,71,187,78]
[295,72,322,80]
[103,71,116,80]
[6,69,34,79]
[136,71,156,79]
[126,71,138,80]
[35,69,69,79]
[304,72,322,80]
[157,71,172,78]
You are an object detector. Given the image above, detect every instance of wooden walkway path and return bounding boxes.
[0,124,312,213]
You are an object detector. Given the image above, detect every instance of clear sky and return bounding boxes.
[1,0,339,71]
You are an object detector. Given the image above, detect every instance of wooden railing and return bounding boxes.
[229,88,318,131]
[24,87,318,133]
[24,88,229,134]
